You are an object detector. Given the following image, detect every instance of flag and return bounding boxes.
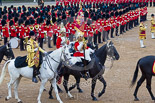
[74,6,85,35]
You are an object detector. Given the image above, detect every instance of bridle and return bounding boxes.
[106,43,115,69]
[43,46,69,78]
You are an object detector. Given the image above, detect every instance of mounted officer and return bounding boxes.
[26,31,47,83]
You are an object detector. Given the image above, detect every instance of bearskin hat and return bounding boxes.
[36,18,40,24]
[105,14,109,19]
[52,17,56,23]
[3,15,7,20]
[14,17,18,23]
[34,13,38,19]
[9,20,14,26]
[46,20,51,25]
[25,20,30,26]
[18,19,24,25]
[8,14,12,20]
[30,19,35,25]
[111,12,114,17]
[1,19,6,26]
[151,14,154,17]
[39,17,43,24]
[29,31,35,36]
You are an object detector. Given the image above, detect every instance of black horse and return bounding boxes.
[131,56,155,101]
[0,43,15,63]
[49,41,120,101]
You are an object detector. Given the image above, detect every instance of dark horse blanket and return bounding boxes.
[15,56,28,68]
[15,52,43,68]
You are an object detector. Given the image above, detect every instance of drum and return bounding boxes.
[9,37,19,48]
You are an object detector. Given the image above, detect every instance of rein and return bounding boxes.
[43,48,65,78]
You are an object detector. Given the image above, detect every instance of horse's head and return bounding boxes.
[61,44,72,62]
[3,43,15,60]
[106,41,119,60]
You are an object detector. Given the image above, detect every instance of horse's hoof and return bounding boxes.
[69,96,74,100]
[92,97,98,101]
[5,97,9,101]
[134,98,139,101]
[49,96,54,99]
[18,101,23,103]
[78,89,83,93]
[43,89,47,92]
[98,90,105,97]
[58,90,63,93]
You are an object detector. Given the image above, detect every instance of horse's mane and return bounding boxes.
[94,44,107,65]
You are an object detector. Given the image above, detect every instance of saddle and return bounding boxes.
[15,52,43,68]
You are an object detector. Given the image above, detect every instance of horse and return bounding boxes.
[49,41,120,101]
[0,45,70,103]
[131,56,155,101]
[0,43,15,63]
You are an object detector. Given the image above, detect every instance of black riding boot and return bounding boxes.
[32,66,38,83]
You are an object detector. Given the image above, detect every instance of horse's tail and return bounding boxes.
[0,60,11,85]
[130,59,140,87]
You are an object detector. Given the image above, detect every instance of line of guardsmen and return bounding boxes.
[0,2,147,50]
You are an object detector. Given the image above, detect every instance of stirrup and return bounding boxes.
[32,77,38,83]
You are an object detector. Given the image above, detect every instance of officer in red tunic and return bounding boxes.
[56,23,69,49]
[1,19,9,45]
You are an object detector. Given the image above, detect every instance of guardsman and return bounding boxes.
[139,19,147,48]
[0,14,2,41]
[115,10,120,36]
[1,19,9,45]
[17,19,25,51]
[26,31,47,83]
[46,19,53,48]
[9,20,16,39]
[110,12,115,38]
[38,18,44,49]
[150,14,155,39]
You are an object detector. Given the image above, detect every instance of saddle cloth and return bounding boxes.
[152,61,155,74]
[14,56,28,68]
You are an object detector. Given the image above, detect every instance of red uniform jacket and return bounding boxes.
[17,26,25,38]
[2,26,9,37]
[10,26,16,37]
[39,25,45,38]
[73,41,84,57]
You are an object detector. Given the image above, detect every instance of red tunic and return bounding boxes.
[2,26,9,37]
[73,41,84,57]
[39,25,45,38]
[17,26,25,38]
[10,26,16,37]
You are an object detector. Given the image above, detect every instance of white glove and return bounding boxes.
[34,48,38,52]
[145,24,147,29]
[44,51,48,56]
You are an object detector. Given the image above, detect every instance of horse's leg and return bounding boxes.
[98,75,106,97]
[52,78,63,103]
[69,83,76,91]
[6,77,17,101]
[145,74,155,100]
[133,75,145,101]
[63,75,73,98]
[91,78,97,101]
[75,77,83,93]
[57,85,63,93]
[49,83,54,99]
[14,77,22,103]
[37,79,47,103]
